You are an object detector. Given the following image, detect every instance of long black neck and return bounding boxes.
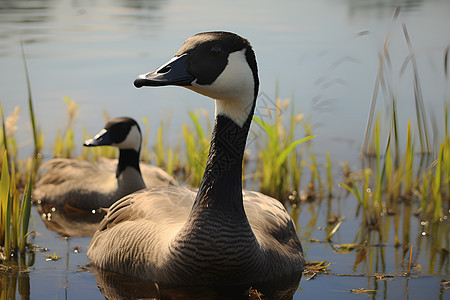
[116,149,141,178]
[193,102,255,215]
[192,46,259,216]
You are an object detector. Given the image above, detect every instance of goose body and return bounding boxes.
[33,117,177,210]
[88,32,305,286]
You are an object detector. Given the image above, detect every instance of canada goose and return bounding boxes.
[87,32,305,286]
[33,117,177,211]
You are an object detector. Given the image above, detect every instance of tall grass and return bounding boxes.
[254,98,315,202]
[53,97,79,158]
[354,12,449,226]
[182,111,210,187]
[20,41,43,160]
[417,137,449,222]
[402,24,431,153]
[0,102,12,175]
[362,9,431,156]
[0,151,32,258]
[150,112,182,177]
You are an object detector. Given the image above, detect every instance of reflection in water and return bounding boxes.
[0,252,34,299]
[346,0,425,19]
[36,200,303,299]
[36,203,105,237]
[0,0,54,45]
[91,265,301,300]
[297,151,449,277]
[0,0,167,56]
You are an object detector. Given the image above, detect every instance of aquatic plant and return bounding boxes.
[0,151,32,258]
[417,137,449,222]
[362,10,431,156]
[53,97,79,158]
[326,152,333,198]
[150,112,182,177]
[21,41,44,160]
[182,110,210,187]
[254,98,315,202]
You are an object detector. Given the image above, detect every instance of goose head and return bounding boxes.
[134,31,259,127]
[84,117,142,153]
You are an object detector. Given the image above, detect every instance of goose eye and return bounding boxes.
[210,46,222,56]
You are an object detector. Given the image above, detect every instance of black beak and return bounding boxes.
[134,54,194,88]
[83,129,113,147]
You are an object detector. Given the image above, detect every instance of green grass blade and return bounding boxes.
[188,112,205,140]
[20,173,32,252]
[275,135,315,168]
[374,114,383,208]
[10,162,18,250]
[0,101,10,170]
[155,121,165,167]
[20,40,40,157]
[340,183,364,207]
[326,152,332,198]
[432,142,444,222]
[253,116,276,141]
[402,24,431,153]
[404,121,414,197]
[1,151,11,256]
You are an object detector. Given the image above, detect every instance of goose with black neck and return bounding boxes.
[88,32,305,288]
[33,117,177,211]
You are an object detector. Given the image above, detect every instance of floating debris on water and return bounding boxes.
[45,252,62,261]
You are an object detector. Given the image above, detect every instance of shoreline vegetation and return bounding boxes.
[0,89,447,254]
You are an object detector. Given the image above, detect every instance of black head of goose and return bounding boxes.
[33,117,177,211]
[87,32,305,286]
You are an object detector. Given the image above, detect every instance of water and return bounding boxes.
[2,0,449,161]
[1,0,449,299]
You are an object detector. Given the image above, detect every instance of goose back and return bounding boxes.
[88,186,303,284]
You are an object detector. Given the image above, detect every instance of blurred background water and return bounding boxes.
[1,0,449,163]
[0,0,449,299]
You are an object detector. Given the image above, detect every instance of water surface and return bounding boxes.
[0,0,449,299]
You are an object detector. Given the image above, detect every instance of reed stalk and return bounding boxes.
[432,141,445,222]
[402,24,431,153]
[20,41,42,158]
[20,174,32,253]
[403,121,414,198]
[326,152,332,198]
[374,115,383,212]
[1,151,11,257]
[384,133,394,206]
[0,102,10,172]
[362,8,400,155]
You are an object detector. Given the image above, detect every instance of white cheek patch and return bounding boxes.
[189,49,255,127]
[115,125,141,151]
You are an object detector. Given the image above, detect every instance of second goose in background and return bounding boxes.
[33,117,177,211]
